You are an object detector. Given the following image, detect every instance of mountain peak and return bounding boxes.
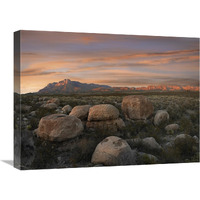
[38,79,111,94]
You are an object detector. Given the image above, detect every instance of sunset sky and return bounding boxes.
[20,30,199,93]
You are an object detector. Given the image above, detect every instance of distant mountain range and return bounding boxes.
[37,79,199,94]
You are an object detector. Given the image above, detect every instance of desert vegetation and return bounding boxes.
[14,91,199,169]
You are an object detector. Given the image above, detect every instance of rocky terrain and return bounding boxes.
[14,91,199,169]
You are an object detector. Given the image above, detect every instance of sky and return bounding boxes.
[19,30,199,93]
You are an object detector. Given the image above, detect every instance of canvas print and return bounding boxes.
[14,30,199,170]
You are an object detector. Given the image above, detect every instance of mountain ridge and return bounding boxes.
[37,79,199,94]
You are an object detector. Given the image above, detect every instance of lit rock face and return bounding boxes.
[69,105,91,120]
[88,104,119,121]
[86,104,124,132]
[121,95,154,120]
[154,110,169,126]
[36,114,84,142]
[91,136,136,166]
[62,105,72,114]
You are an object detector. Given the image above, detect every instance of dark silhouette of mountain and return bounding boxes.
[37,79,199,94]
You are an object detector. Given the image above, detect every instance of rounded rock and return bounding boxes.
[36,114,84,141]
[91,136,136,166]
[88,104,119,121]
[154,110,169,126]
[165,124,179,133]
[69,105,91,120]
[62,105,72,114]
[121,95,154,120]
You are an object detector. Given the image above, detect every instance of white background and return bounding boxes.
[0,0,199,199]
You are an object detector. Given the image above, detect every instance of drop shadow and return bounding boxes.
[1,160,13,166]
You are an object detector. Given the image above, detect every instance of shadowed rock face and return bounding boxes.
[86,118,125,132]
[69,105,91,120]
[91,136,136,166]
[88,104,119,121]
[122,95,154,120]
[36,114,84,141]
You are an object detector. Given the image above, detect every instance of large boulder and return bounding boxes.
[121,95,154,120]
[91,136,136,165]
[88,104,119,121]
[43,103,57,109]
[47,98,60,105]
[69,105,91,120]
[62,105,72,114]
[154,110,169,126]
[36,114,84,141]
[86,118,125,132]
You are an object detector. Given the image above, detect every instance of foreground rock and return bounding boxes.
[121,95,154,120]
[70,105,91,120]
[165,124,179,133]
[154,110,169,126]
[86,118,125,132]
[174,134,198,156]
[91,136,136,165]
[47,98,60,105]
[36,114,84,141]
[88,104,119,121]
[62,105,72,114]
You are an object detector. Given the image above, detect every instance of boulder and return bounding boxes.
[69,105,91,120]
[91,136,136,165]
[36,114,84,141]
[62,105,72,114]
[86,118,125,132]
[47,98,60,105]
[142,137,162,151]
[174,134,193,142]
[88,104,119,121]
[43,103,57,109]
[165,124,179,133]
[121,95,154,120]
[154,110,169,126]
